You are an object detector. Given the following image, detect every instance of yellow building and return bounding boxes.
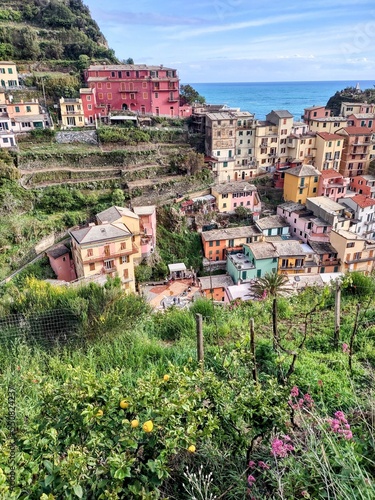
[0,61,19,88]
[273,240,309,275]
[70,206,142,292]
[307,116,348,134]
[329,229,375,274]
[283,164,321,204]
[59,97,85,128]
[315,132,344,171]
[286,133,316,164]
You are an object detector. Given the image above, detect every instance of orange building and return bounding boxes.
[201,225,262,261]
[198,275,234,302]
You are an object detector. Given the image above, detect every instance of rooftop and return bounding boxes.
[132,205,156,216]
[351,194,375,209]
[273,240,306,257]
[316,132,344,141]
[70,222,131,244]
[314,117,348,122]
[320,169,343,179]
[212,181,257,195]
[278,201,306,212]
[256,215,290,230]
[304,105,326,111]
[198,275,234,290]
[285,164,320,177]
[307,196,345,213]
[268,110,294,119]
[340,126,374,135]
[201,225,262,242]
[47,244,69,259]
[308,240,338,255]
[352,113,375,119]
[88,64,176,71]
[246,241,278,260]
[96,205,139,224]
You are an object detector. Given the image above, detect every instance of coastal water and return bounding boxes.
[190,81,375,121]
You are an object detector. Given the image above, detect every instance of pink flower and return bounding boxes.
[248,460,256,468]
[247,474,256,486]
[271,437,294,458]
[342,343,349,353]
[258,461,270,470]
[290,386,299,397]
[334,411,347,423]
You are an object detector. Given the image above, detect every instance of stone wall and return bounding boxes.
[56,130,98,145]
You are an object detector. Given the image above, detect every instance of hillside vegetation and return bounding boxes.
[326,85,375,115]
[0,274,374,498]
[0,0,116,63]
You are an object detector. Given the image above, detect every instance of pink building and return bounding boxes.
[318,169,350,202]
[47,244,77,282]
[303,105,332,124]
[277,202,332,243]
[132,205,157,257]
[349,174,375,198]
[347,113,375,128]
[85,64,180,117]
[80,87,108,125]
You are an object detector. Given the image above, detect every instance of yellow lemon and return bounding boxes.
[120,400,130,409]
[188,445,196,453]
[142,420,154,433]
[96,410,103,417]
[131,419,139,428]
[163,374,170,382]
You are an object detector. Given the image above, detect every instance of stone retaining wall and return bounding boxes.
[56,130,98,145]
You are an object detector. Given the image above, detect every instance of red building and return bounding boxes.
[349,174,375,198]
[338,127,374,178]
[47,244,77,282]
[85,64,180,117]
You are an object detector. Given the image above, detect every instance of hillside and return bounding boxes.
[0,0,116,65]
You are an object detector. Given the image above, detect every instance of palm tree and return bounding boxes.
[252,272,292,350]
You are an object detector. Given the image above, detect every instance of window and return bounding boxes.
[154,92,159,98]
[123,269,129,279]
[104,259,115,269]
[98,83,102,89]
[229,239,234,247]
[223,203,226,208]
[209,241,213,247]
[107,93,112,100]
[120,256,128,264]
[354,252,362,260]
[98,93,103,99]
[26,106,31,112]
[87,249,93,257]
[130,93,135,100]
[314,176,318,183]
[143,92,148,99]
[216,240,220,246]
[223,161,228,167]
[142,82,147,88]
[104,245,110,256]
[87,104,92,110]
[8,68,13,74]
[347,242,355,248]
[106,83,111,89]
[15,106,20,113]
[89,263,95,271]
[86,95,91,101]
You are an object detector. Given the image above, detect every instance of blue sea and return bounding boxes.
[189,81,375,121]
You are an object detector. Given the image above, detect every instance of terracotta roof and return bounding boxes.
[320,169,343,179]
[351,194,375,208]
[341,126,374,135]
[316,132,343,141]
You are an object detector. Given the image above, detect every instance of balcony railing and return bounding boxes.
[102,265,117,274]
[82,245,139,264]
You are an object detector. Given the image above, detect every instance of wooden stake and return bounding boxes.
[334,280,341,349]
[250,318,257,383]
[196,313,204,370]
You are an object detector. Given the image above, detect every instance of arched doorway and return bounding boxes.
[122,104,128,111]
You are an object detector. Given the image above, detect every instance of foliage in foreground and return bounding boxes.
[0,280,374,498]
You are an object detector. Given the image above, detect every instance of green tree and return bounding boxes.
[111,188,125,206]
[180,84,205,105]
[253,272,291,350]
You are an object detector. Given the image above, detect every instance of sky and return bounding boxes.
[84,0,375,83]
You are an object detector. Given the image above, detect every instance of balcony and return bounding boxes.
[168,97,179,102]
[102,265,117,274]
[82,245,139,264]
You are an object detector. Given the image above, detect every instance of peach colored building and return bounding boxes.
[317,169,350,202]
[0,61,19,88]
[349,175,375,198]
[315,132,344,171]
[198,275,234,302]
[337,127,374,178]
[340,102,375,117]
[308,116,348,134]
[60,97,85,128]
[132,205,157,257]
[47,244,77,282]
[7,99,51,132]
[330,229,375,274]
[201,225,262,261]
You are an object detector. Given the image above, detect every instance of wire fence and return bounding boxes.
[0,309,82,351]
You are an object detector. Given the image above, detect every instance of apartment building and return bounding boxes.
[283,164,321,204]
[198,275,234,302]
[60,97,85,128]
[349,174,375,198]
[308,116,348,134]
[339,194,375,238]
[132,205,157,257]
[330,228,375,274]
[347,113,375,128]
[201,225,262,261]
[337,127,374,178]
[234,112,257,179]
[211,181,261,217]
[0,61,19,88]
[85,64,180,117]
[314,132,344,171]
[340,102,375,117]
[302,105,332,123]
[80,87,108,125]
[205,112,237,182]
[317,169,350,202]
